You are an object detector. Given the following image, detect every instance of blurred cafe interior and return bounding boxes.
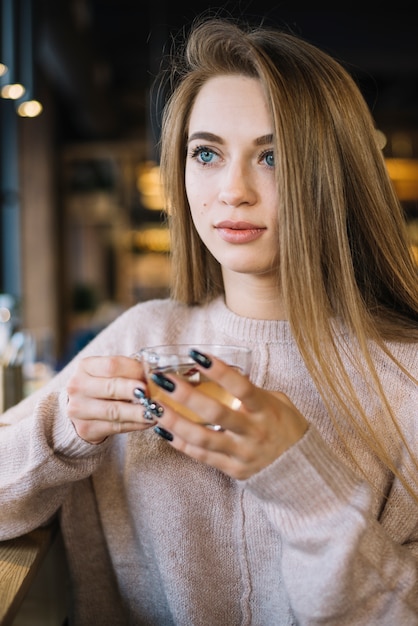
[0,2,417,623]
[1,0,418,394]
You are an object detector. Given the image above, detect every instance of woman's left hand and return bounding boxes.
[151,352,309,480]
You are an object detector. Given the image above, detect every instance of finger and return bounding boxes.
[158,427,254,480]
[67,394,159,424]
[155,399,233,449]
[151,365,254,434]
[67,373,147,403]
[157,409,297,481]
[69,395,159,445]
[197,352,253,404]
[79,355,145,380]
[74,415,156,445]
[190,351,265,415]
[157,404,258,466]
[67,360,148,403]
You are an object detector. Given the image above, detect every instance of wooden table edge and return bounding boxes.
[0,522,58,625]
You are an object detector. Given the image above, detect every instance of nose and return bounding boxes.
[217,161,257,207]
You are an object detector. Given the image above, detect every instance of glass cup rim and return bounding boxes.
[136,344,252,375]
[138,343,251,355]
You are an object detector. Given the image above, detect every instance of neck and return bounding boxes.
[222,270,287,320]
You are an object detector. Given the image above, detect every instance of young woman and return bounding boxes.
[1,16,417,625]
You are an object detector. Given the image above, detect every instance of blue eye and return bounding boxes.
[263,151,275,167]
[190,145,218,165]
[199,149,214,163]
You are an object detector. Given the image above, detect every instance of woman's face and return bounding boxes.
[185,74,279,279]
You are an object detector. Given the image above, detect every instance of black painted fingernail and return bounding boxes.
[133,387,146,400]
[151,372,176,392]
[189,349,212,368]
[133,388,163,417]
[143,408,157,421]
[154,426,173,441]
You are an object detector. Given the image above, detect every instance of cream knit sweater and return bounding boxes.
[1,297,417,625]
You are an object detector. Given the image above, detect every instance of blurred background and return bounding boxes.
[1,0,418,381]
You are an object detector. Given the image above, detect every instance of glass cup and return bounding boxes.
[137,344,252,427]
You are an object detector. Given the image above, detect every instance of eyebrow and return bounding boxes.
[255,134,274,146]
[187,132,274,146]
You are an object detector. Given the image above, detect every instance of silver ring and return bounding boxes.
[205,424,225,432]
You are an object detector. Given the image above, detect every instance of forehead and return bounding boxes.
[188,75,272,133]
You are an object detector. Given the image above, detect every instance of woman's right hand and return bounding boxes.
[66,355,157,444]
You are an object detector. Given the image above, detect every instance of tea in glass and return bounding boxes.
[138,344,252,426]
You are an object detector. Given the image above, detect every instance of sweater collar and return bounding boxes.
[206,297,295,345]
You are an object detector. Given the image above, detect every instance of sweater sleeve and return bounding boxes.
[0,298,182,540]
[0,382,111,539]
[243,426,418,625]
[0,314,127,540]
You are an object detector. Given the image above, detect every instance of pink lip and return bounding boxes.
[214,220,266,244]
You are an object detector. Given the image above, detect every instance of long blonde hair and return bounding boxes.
[158,16,418,500]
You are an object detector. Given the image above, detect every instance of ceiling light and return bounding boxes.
[0,0,26,100]
[15,0,43,117]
